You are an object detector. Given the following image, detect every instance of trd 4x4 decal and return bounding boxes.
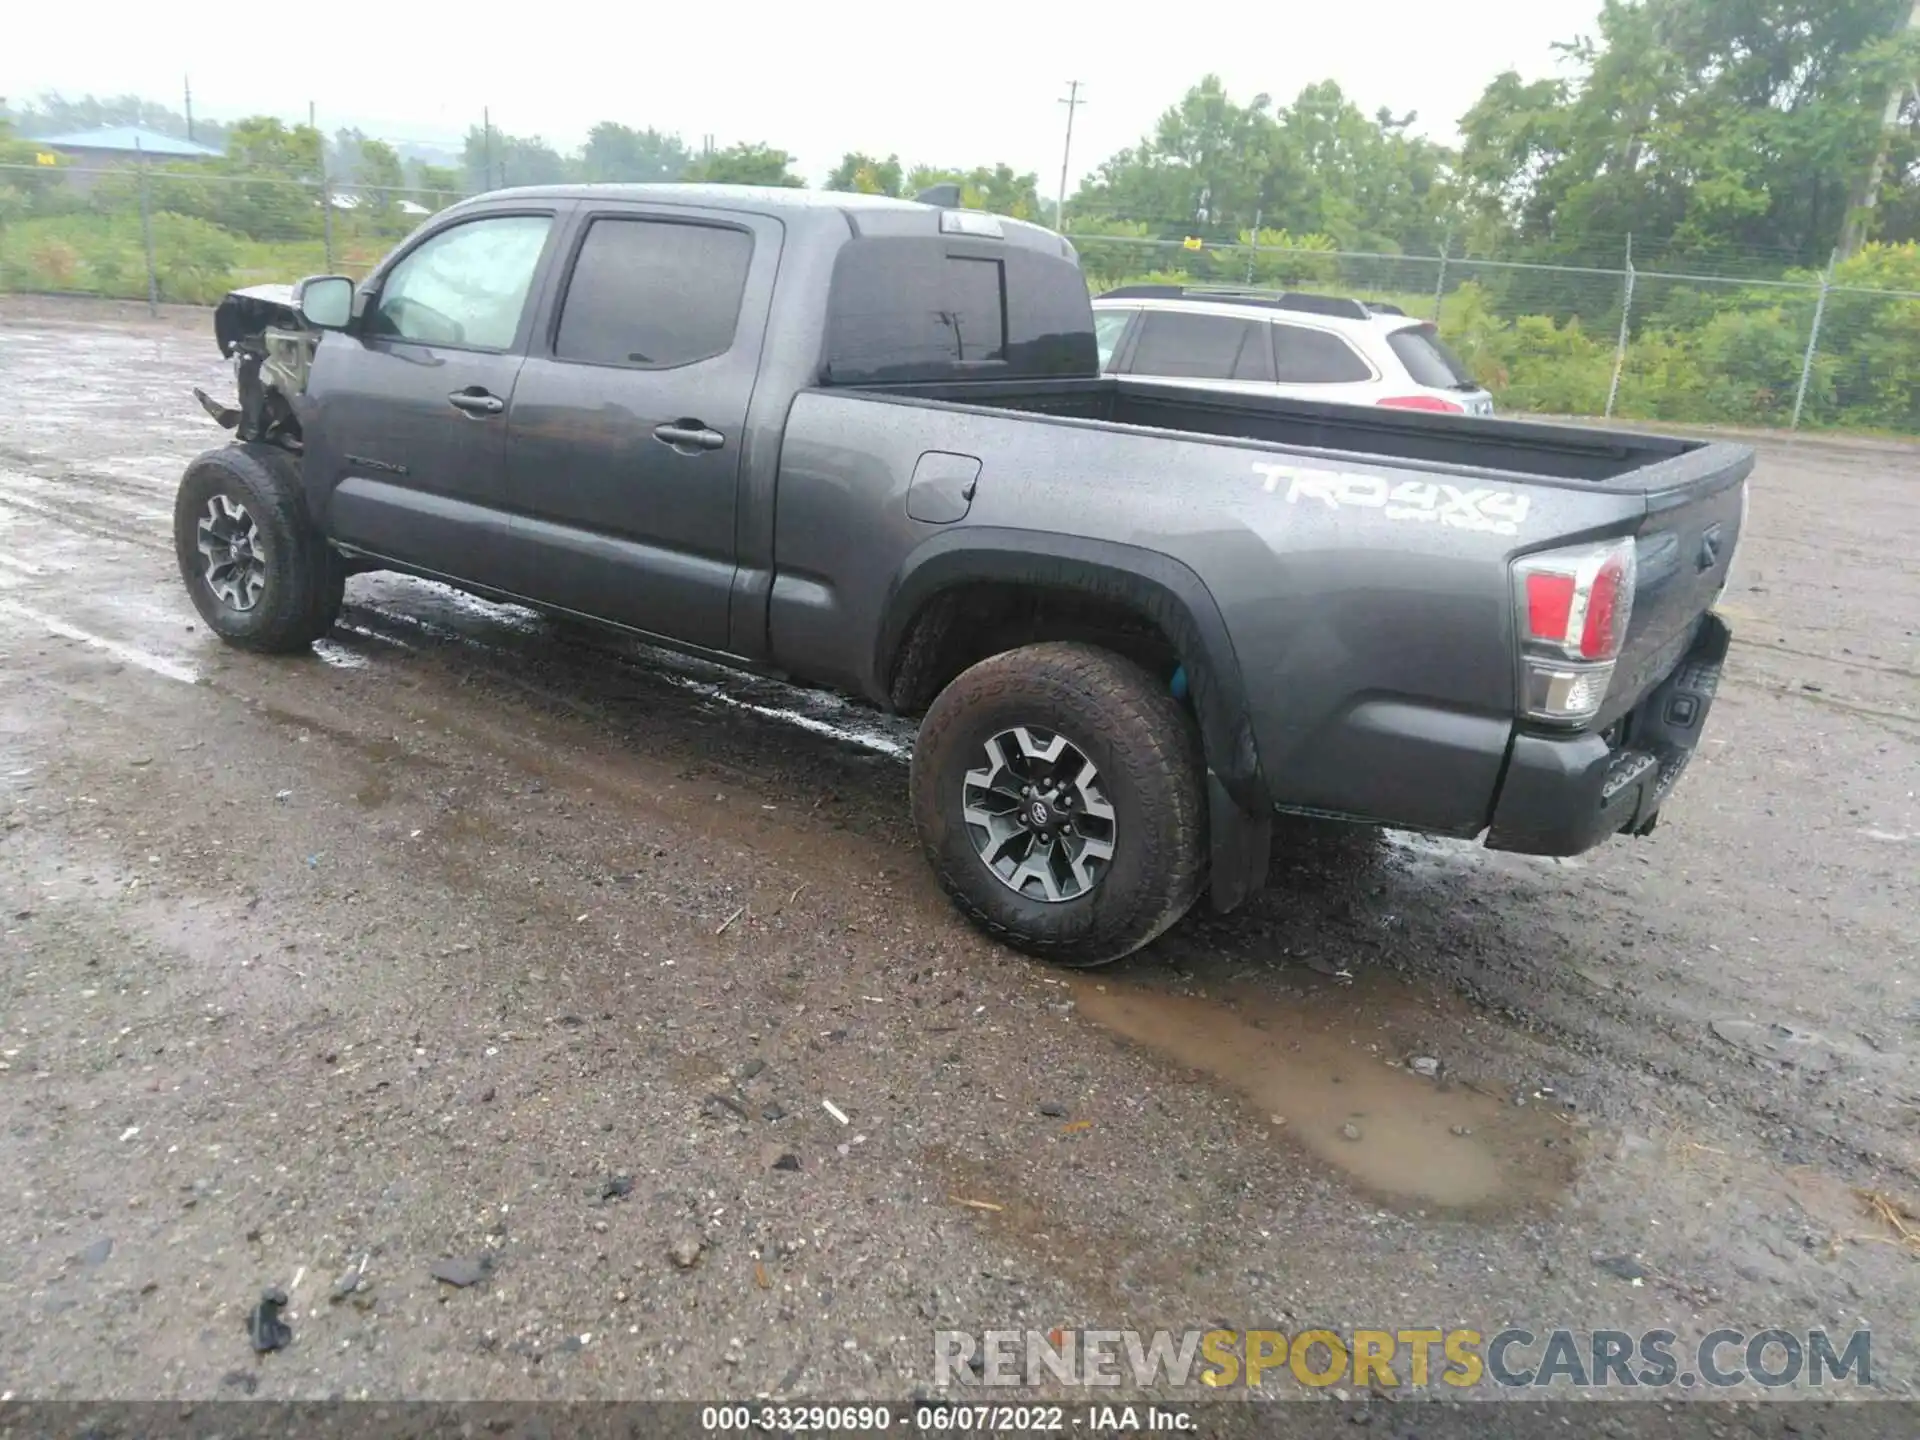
[1253,462,1531,537]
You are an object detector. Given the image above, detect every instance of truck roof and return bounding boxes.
[459,184,1072,253]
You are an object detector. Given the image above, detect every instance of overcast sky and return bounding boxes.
[5,0,1601,187]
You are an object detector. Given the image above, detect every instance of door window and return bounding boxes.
[1129,311,1273,381]
[1093,310,1134,370]
[1271,323,1373,383]
[368,214,552,351]
[554,218,754,368]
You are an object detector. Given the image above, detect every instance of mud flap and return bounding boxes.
[1207,772,1271,914]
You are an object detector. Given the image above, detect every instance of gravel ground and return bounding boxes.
[0,295,1915,1412]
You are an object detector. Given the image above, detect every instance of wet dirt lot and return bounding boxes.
[0,295,1916,1408]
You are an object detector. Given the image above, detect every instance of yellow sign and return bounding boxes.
[1181,236,1204,251]
[35,152,58,166]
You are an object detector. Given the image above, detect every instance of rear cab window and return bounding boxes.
[823,235,1095,384]
[1388,324,1477,390]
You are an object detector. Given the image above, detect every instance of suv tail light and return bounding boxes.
[1377,395,1465,414]
[1511,537,1637,725]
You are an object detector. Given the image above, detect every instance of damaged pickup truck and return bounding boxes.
[176,183,1751,966]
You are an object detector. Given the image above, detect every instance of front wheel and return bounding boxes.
[173,444,344,653]
[910,641,1207,967]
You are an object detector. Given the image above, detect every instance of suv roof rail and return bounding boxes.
[1365,301,1407,316]
[1096,284,1375,321]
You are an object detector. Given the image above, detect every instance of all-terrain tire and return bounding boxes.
[174,443,345,653]
[911,641,1207,967]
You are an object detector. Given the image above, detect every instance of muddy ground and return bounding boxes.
[0,295,1915,1412]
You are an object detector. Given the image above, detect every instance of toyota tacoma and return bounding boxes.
[175,183,1751,966]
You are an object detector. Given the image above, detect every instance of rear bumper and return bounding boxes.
[1485,612,1731,857]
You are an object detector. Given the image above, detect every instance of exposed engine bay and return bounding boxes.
[193,284,318,451]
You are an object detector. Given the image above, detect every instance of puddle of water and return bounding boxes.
[1073,978,1575,1211]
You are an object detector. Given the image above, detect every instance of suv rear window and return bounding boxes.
[1387,324,1476,389]
[1129,312,1273,382]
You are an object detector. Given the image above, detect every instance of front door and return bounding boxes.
[305,209,562,584]
[501,205,781,651]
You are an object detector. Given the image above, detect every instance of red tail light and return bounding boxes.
[1512,538,1637,724]
[1579,548,1630,659]
[1524,572,1576,644]
[1376,395,1465,413]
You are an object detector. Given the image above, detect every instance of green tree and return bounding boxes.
[1062,217,1155,287]
[685,143,804,187]
[136,115,329,242]
[353,139,404,193]
[1455,0,1920,267]
[825,152,904,195]
[580,123,691,183]
[905,163,1041,217]
[411,161,462,202]
[463,126,570,190]
[224,116,323,179]
[1070,76,1454,249]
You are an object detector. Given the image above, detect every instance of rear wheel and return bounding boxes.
[911,641,1207,967]
[174,444,344,653]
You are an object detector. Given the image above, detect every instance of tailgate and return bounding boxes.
[1599,443,1752,726]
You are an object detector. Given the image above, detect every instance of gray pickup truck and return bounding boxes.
[177,183,1751,966]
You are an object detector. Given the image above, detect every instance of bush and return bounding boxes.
[0,211,240,304]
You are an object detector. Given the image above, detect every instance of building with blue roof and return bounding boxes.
[35,126,224,163]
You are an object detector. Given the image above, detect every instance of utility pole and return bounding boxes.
[183,76,194,142]
[1840,0,1920,259]
[483,107,495,191]
[1056,81,1084,230]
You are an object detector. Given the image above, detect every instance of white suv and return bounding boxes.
[1092,286,1495,416]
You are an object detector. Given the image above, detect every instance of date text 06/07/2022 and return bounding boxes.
[696,1402,1197,1432]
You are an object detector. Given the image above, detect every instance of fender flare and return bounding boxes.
[875,527,1268,816]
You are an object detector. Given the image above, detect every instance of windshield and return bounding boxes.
[1388,324,1479,391]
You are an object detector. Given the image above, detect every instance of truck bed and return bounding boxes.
[852,375,1728,489]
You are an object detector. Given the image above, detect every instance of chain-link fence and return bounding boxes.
[5,160,1919,437]
[0,163,461,307]
[1068,227,1920,437]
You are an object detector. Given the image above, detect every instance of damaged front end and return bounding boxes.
[194,284,319,451]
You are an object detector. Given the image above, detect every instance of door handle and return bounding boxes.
[448,389,504,416]
[652,421,726,452]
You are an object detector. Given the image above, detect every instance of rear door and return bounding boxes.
[501,204,782,650]
[306,206,563,582]
[1267,321,1381,406]
[1117,309,1276,394]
